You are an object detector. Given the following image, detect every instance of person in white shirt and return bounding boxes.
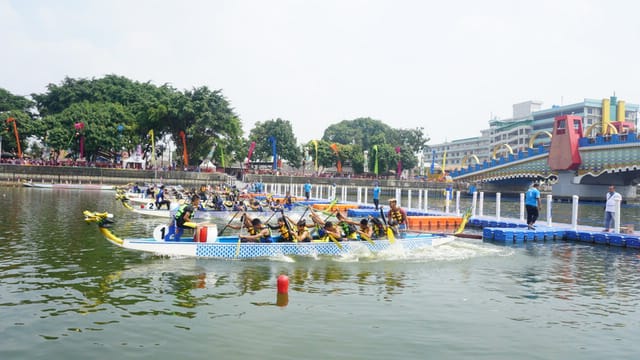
[604,185,622,232]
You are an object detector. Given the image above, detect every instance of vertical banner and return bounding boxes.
[430,149,436,175]
[395,146,402,178]
[268,136,277,170]
[330,143,342,173]
[246,141,256,170]
[179,130,188,167]
[221,146,225,168]
[373,145,378,175]
[75,122,85,159]
[148,129,155,167]
[312,140,318,171]
[441,149,447,179]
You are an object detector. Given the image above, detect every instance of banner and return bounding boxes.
[268,136,277,170]
[246,141,256,170]
[148,129,155,167]
[395,146,402,178]
[330,143,342,173]
[373,145,378,175]
[312,140,318,171]
[441,149,447,179]
[430,149,436,174]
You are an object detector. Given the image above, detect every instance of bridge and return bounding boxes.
[449,115,640,200]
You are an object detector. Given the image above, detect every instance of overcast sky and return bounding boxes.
[2,0,639,145]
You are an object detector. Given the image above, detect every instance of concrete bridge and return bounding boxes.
[449,115,640,200]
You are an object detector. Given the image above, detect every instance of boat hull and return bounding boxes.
[24,182,114,190]
[108,234,453,259]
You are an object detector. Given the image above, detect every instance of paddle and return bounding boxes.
[380,208,395,244]
[235,217,244,258]
[296,207,309,225]
[279,209,296,242]
[218,211,241,236]
[454,207,472,235]
[327,234,343,250]
[359,231,375,245]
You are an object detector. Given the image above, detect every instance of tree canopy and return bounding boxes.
[28,75,243,165]
[1,76,433,175]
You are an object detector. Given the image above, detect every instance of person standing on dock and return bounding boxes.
[604,185,622,232]
[372,181,381,210]
[304,180,312,201]
[525,183,541,230]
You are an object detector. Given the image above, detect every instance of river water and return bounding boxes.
[1,187,639,360]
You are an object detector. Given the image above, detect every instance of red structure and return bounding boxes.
[548,115,582,170]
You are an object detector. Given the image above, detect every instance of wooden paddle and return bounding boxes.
[380,208,395,244]
[280,209,296,242]
[327,234,343,250]
[235,218,244,258]
[218,211,241,236]
[359,231,375,245]
[454,207,472,235]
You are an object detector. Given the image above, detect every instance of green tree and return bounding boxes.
[40,102,135,161]
[0,88,33,113]
[248,119,301,168]
[31,75,243,166]
[322,118,428,175]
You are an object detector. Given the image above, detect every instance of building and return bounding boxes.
[425,96,639,171]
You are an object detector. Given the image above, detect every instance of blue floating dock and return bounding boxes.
[473,217,640,250]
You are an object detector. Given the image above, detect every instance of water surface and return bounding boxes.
[0,187,638,360]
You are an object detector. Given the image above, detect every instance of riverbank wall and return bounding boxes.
[0,164,230,188]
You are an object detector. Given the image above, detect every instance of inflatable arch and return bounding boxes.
[491,143,514,160]
[461,154,480,168]
[584,123,618,137]
[528,131,552,149]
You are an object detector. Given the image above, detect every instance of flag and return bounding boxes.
[373,145,378,175]
[395,146,402,178]
[268,136,277,170]
[441,149,447,179]
[246,141,256,169]
[148,129,156,166]
[312,140,318,171]
[330,143,342,173]
[430,149,436,174]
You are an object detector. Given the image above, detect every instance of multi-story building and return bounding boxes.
[425,96,639,172]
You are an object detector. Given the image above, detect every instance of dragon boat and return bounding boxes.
[23,181,115,191]
[83,211,455,259]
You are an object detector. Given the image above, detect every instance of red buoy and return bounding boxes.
[277,274,289,294]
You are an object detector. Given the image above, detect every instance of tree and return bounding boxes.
[248,118,302,168]
[40,102,135,161]
[322,118,428,174]
[30,75,243,166]
[0,88,33,113]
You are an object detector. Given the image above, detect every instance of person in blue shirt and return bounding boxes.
[155,185,171,210]
[372,182,381,210]
[303,180,312,201]
[525,183,541,229]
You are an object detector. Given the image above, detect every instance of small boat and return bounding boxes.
[23,181,115,191]
[83,211,454,259]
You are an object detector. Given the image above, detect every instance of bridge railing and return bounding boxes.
[450,145,549,178]
[578,132,640,147]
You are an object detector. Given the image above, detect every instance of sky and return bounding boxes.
[2,0,640,145]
